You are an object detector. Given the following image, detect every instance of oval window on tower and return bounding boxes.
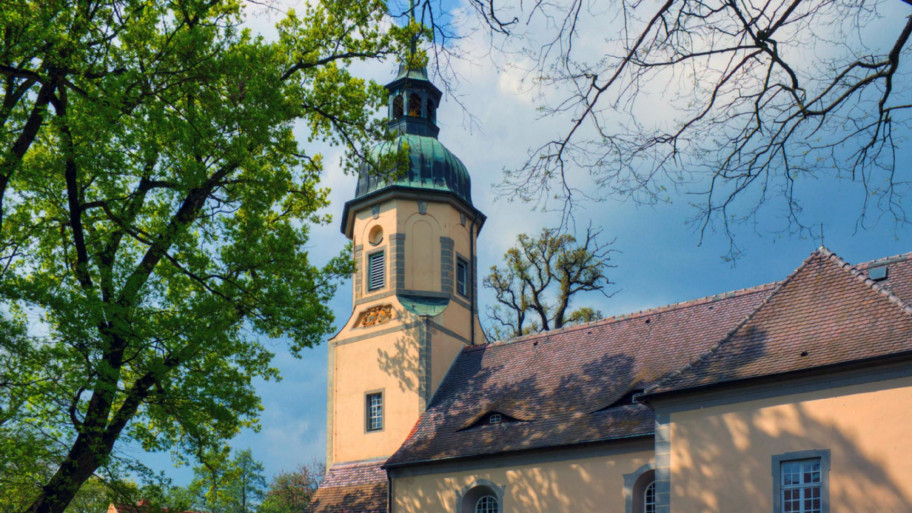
[368,225,384,246]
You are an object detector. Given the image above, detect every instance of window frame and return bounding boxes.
[643,481,656,513]
[623,464,655,513]
[474,495,498,513]
[456,256,470,297]
[457,480,505,513]
[367,250,385,292]
[365,390,384,433]
[772,449,830,513]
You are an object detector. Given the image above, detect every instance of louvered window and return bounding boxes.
[368,251,384,291]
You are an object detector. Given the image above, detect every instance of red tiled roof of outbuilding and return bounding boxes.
[308,461,387,513]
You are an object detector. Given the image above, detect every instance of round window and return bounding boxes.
[368,225,383,246]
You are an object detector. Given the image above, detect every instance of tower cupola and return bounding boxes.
[386,64,442,138]
[342,65,480,237]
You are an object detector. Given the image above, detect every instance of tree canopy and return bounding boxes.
[0,1,412,513]
[447,0,912,251]
[483,228,614,339]
[258,462,323,513]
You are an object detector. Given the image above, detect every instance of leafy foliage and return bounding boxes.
[258,461,324,513]
[190,449,265,513]
[483,228,614,339]
[0,1,412,513]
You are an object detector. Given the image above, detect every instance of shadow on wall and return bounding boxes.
[376,323,422,394]
[673,398,912,513]
[666,324,912,511]
[381,315,912,513]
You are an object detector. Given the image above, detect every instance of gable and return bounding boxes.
[646,248,912,397]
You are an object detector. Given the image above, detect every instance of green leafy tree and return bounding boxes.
[258,462,324,513]
[190,449,265,513]
[0,1,415,513]
[483,227,614,339]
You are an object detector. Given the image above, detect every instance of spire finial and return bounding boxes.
[408,0,417,61]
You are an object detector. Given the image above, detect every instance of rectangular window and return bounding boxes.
[366,392,383,431]
[456,258,469,297]
[368,251,384,291]
[781,459,821,513]
[773,451,829,513]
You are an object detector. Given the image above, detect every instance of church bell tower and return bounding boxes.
[325,64,487,466]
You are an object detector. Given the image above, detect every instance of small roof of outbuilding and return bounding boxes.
[307,461,387,513]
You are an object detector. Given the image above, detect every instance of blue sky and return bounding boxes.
[140,0,912,485]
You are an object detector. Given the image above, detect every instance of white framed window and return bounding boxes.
[643,481,656,513]
[367,251,384,291]
[474,495,498,513]
[366,392,383,431]
[456,258,469,297]
[773,450,829,513]
[781,459,822,513]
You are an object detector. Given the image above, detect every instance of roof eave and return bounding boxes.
[341,186,487,238]
[638,349,912,405]
[382,431,653,471]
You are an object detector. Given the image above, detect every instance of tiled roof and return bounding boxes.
[645,248,912,396]
[109,502,205,513]
[308,461,387,513]
[385,283,776,467]
[856,251,912,305]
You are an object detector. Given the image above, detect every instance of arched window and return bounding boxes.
[458,481,504,513]
[426,98,436,122]
[624,466,655,513]
[475,495,498,513]
[644,481,656,513]
[409,93,422,116]
[392,95,404,118]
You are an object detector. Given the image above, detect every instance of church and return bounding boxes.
[307,63,912,513]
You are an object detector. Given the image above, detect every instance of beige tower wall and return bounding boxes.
[330,312,423,464]
[391,442,654,513]
[665,369,912,512]
[328,194,485,466]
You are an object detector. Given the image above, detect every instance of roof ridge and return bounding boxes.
[471,281,781,351]
[819,246,912,316]
[644,247,831,395]
[328,458,386,469]
[854,250,912,270]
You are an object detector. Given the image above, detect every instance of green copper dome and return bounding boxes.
[352,65,473,207]
[354,133,472,206]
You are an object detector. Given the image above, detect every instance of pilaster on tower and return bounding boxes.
[325,63,487,467]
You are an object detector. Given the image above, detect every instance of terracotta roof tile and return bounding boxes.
[308,461,387,513]
[646,248,912,396]
[856,251,912,306]
[385,284,775,467]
